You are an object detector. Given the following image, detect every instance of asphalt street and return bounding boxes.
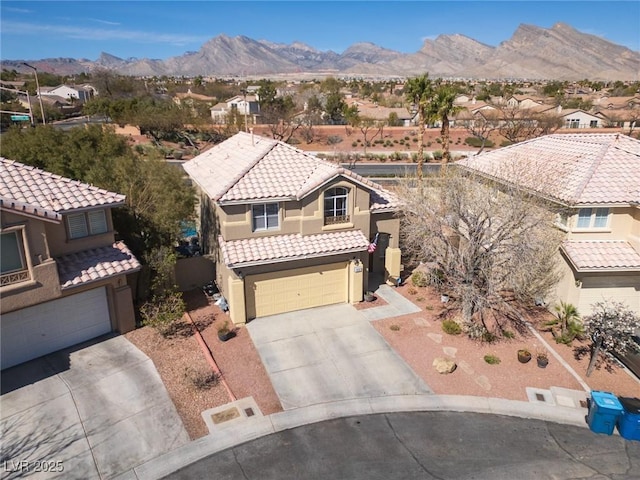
[164,411,639,480]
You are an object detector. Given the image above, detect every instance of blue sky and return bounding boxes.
[1,1,639,61]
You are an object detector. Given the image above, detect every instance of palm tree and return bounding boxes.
[429,84,462,165]
[404,74,433,182]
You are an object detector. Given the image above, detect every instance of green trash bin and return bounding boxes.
[587,391,623,435]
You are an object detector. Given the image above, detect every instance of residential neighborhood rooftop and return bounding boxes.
[56,241,141,289]
[561,240,640,272]
[0,158,126,214]
[183,131,398,210]
[456,133,640,206]
[219,230,370,267]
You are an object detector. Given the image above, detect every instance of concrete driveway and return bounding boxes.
[247,304,432,410]
[0,335,189,479]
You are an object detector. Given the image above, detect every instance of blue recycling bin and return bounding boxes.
[617,397,640,441]
[587,391,623,435]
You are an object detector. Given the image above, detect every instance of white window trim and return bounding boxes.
[67,209,108,239]
[574,207,610,230]
[324,187,350,225]
[251,203,280,232]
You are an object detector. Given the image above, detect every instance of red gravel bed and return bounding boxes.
[375,283,640,400]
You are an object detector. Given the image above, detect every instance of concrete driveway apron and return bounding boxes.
[247,303,432,410]
[0,335,189,480]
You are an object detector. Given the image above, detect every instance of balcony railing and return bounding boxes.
[0,269,30,287]
[324,215,350,226]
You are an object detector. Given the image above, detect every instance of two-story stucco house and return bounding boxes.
[183,132,401,324]
[1,159,140,369]
[457,133,640,316]
[210,95,261,125]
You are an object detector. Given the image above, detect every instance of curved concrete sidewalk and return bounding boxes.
[129,394,595,480]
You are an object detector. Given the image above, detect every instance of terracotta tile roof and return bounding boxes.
[562,240,640,272]
[183,131,398,211]
[56,241,141,289]
[456,134,640,205]
[219,230,370,267]
[1,158,125,215]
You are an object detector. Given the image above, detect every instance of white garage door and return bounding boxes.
[1,287,111,369]
[245,263,348,319]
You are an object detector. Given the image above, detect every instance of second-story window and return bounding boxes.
[576,208,609,229]
[252,203,279,231]
[324,187,349,225]
[67,210,108,239]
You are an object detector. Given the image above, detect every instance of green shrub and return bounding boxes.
[415,296,425,302]
[435,137,442,144]
[352,142,358,147]
[442,320,462,335]
[407,287,418,295]
[433,150,443,160]
[500,140,514,147]
[412,137,418,143]
[464,137,494,148]
[503,330,515,339]
[482,331,497,343]
[411,271,429,287]
[404,136,410,141]
[484,354,501,365]
[141,291,186,337]
[390,324,401,331]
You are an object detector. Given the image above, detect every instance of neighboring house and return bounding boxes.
[0,159,140,369]
[39,85,94,103]
[183,132,401,324]
[173,89,217,106]
[457,133,640,316]
[353,102,415,126]
[210,94,260,124]
[505,95,544,109]
[557,108,603,129]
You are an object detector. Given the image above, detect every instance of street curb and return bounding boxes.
[129,394,588,480]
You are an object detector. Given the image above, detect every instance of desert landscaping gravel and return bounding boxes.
[127,281,639,440]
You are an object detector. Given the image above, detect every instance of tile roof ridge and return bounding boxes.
[571,138,615,204]
[1,157,123,198]
[213,135,279,201]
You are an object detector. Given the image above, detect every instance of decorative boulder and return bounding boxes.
[433,357,457,374]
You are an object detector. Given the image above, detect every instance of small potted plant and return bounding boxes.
[364,291,375,302]
[536,351,549,368]
[217,321,234,342]
[517,349,532,363]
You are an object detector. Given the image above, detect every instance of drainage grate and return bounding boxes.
[244,407,255,417]
[535,393,546,402]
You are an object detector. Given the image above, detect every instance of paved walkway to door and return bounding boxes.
[246,304,432,410]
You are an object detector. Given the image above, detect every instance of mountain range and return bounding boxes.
[3,23,639,80]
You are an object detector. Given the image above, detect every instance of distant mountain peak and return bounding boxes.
[2,22,637,80]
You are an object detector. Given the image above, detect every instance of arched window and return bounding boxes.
[324,187,349,225]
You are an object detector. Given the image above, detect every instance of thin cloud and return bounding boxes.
[3,7,32,14]
[1,21,208,46]
[88,18,121,26]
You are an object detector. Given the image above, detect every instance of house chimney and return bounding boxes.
[556,105,562,114]
[250,128,254,145]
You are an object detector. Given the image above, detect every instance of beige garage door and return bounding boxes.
[578,276,640,316]
[246,263,348,319]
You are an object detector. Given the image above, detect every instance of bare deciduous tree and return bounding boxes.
[583,300,640,377]
[398,166,564,336]
[497,106,563,144]
[462,111,501,154]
